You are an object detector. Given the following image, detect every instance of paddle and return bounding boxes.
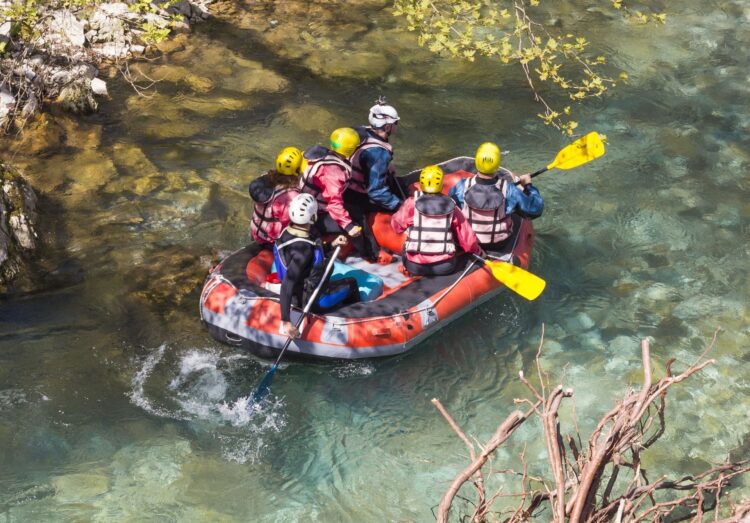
[472,254,546,300]
[251,245,342,404]
[531,131,605,178]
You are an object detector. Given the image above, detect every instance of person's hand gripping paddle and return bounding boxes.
[251,246,342,405]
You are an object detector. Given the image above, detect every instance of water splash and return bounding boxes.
[128,345,287,463]
[128,344,180,419]
[332,362,376,378]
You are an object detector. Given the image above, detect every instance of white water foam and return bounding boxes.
[128,344,183,420]
[128,345,287,463]
[332,362,376,378]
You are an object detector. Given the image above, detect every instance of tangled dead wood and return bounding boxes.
[433,328,750,522]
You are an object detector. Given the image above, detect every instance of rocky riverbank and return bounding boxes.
[0,162,37,292]
[0,0,213,128]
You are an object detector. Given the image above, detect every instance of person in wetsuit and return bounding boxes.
[275,193,360,338]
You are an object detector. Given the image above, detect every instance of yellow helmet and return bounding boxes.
[475,142,501,175]
[419,165,444,194]
[276,146,303,176]
[330,127,360,158]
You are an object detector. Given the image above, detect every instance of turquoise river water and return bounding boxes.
[1,0,749,521]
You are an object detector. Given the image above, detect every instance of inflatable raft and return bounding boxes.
[199,157,535,360]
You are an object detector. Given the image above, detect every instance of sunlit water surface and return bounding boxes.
[1,0,748,520]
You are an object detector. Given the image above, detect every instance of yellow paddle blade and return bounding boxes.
[486,260,546,301]
[547,131,606,171]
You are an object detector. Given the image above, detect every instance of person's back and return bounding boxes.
[299,128,382,260]
[347,98,402,210]
[248,146,303,246]
[391,165,481,277]
[275,194,360,338]
[450,142,544,253]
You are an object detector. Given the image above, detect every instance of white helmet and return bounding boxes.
[368,96,400,129]
[289,193,318,225]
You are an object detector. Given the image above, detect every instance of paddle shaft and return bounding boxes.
[531,166,548,178]
[253,245,342,400]
[273,244,341,366]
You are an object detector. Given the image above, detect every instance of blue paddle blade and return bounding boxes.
[251,364,278,404]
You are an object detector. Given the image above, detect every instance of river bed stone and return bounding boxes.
[0,164,38,293]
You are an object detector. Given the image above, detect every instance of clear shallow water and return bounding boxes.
[1,0,749,520]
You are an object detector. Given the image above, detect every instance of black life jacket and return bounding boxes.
[250,186,296,244]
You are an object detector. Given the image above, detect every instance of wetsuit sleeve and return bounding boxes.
[391,196,415,234]
[504,183,544,219]
[279,247,313,322]
[363,148,401,210]
[452,209,482,255]
[319,165,355,232]
[449,179,466,209]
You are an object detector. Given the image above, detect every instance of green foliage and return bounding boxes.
[141,22,171,44]
[129,0,182,45]
[61,0,101,8]
[0,0,183,47]
[3,0,41,40]
[393,0,666,135]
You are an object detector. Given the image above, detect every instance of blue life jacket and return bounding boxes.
[273,236,324,280]
[273,235,348,309]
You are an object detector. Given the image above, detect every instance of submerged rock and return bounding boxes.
[52,472,110,503]
[128,246,214,312]
[90,438,192,520]
[0,164,39,293]
[279,103,340,134]
[64,150,117,200]
[57,116,103,150]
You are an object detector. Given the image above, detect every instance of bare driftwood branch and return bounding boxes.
[432,328,749,523]
[434,400,541,523]
[431,398,487,521]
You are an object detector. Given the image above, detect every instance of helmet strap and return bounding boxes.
[289,223,312,235]
[373,126,391,139]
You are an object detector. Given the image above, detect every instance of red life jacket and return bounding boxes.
[405,192,457,256]
[250,187,297,244]
[462,175,513,244]
[299,150,351,212]
[348,128,394,194]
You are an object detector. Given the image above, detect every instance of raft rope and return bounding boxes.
[201,218,522,328]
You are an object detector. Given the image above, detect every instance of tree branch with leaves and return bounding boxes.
[393,0,666,135]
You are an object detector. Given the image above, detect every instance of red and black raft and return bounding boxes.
[199,157,535,360]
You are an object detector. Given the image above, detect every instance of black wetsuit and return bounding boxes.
[276,229,360,322]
